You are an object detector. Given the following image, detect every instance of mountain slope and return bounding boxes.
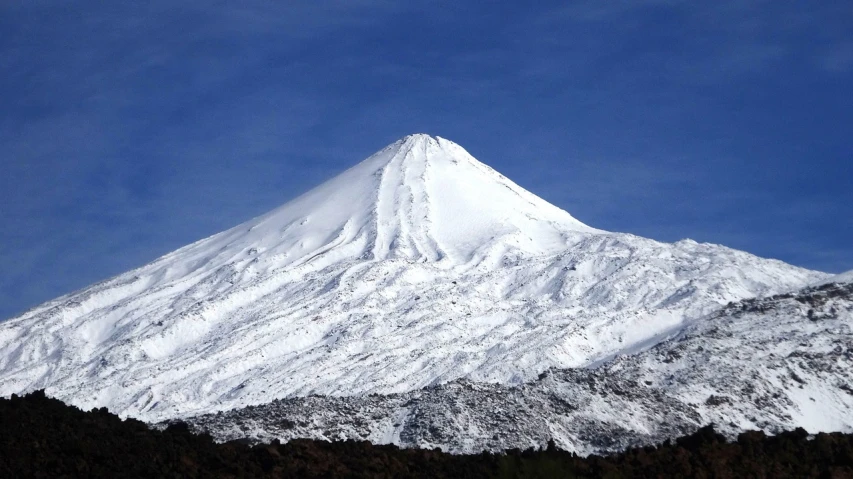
[0,134,827,422]
[178,277,853,455]
[817,269,853,286]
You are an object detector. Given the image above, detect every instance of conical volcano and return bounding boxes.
[0,135,826,421]
[168,133,595,271]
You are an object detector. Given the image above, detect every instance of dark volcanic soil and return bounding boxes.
[2,390,853,478]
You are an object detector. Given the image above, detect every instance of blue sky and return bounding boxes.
[1,1,851,320]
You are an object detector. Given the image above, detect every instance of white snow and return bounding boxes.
[815,269,853,286]
[0,134,828,422]
[182,279,853,455]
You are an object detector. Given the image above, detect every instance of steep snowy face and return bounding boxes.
[149,133,594,277]
[0,134,828,422]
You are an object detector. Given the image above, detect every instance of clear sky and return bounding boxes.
[1,1,851,320]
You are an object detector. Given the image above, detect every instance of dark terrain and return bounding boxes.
[2,390,853,478]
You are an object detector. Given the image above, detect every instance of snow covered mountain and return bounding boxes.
[179,275,853,455]
[0,134,828,427]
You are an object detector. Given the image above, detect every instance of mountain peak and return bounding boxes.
[229,135,596,265]
[0,135,826,424]
[387,133,445,160]
[386,134,466,166]
[400,132,439,143]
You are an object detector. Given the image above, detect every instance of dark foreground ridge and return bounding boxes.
[3,391,853,478]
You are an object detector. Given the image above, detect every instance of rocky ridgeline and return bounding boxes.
[173,280,853,455]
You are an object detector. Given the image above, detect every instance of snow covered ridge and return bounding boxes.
[816,269,853,286]
[174,280,853,455]
[0,134,829,426]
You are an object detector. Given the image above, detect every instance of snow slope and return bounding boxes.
[0,134,827,422]
[817,269,853,286]
[181,279,853,455]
